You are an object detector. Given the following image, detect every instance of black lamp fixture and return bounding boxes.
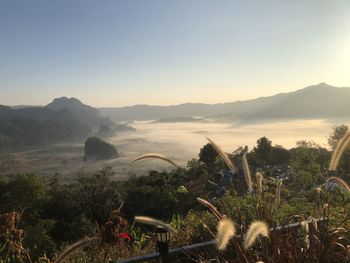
[156,226,170,262]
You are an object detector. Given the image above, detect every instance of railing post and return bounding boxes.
[156,226,170,263]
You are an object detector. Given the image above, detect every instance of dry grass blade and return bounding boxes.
[132,153,179,167]
[311,218,318,232]
[275,180,282,207]
[327,176,350,193]
[54,238,94,263]
[134,216,177,233]
[206,137,236,173]
[244,221,269,249]
[242,153,253,192]
[197,197,223,220]
[329,132,350,170]
[256,172,264,195]
[216,218,236,250]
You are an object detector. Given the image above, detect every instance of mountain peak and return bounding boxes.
[47,97,115,130]
[301,82,335,92]
[316,82,332,87]
[51,97,83,105]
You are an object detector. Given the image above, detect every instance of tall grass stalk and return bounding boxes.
[256,172,264,196]
[197,197,223,220]
[53,238,94,263]
[133,153,179,167]
[134,216,177,233]
[329,131,350,170]
[327,176,350,193]
[275,180,282,208]
[242,153,253,192]
[206,137,236,174]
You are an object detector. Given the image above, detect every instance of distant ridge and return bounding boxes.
[0,106,92,150]
[100,83,350,123]
[47,97,115,130]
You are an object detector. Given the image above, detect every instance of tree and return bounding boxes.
[199,143,218,168]
[328,124,350,172]
[271,146,291,165]
[292,141,322,190]
[328,124,348,150]
[76,167,122,224]
[254,137,272,167]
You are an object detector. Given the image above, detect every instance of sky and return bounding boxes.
[0,0,350,107]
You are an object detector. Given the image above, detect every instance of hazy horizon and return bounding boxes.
[1,1,350,107]
[2,82,349,108]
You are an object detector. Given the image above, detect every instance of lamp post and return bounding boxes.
[156,226,170,263]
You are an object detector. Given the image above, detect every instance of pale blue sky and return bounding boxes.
[1,1,350,106]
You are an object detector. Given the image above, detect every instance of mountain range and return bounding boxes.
[1,82,349,152]
[100,83,350,123]
[0,97,117,151]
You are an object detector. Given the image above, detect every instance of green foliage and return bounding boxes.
[271,145,291,165]
[328,124,348,150]
[199,143,218,170]
[0,174,46,213]
[1,129,350,262]
[253,136,272,167]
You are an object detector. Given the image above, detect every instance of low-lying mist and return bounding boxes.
[2,119,345,180]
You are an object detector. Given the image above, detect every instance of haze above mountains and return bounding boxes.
[1,83,349,151]
[100,83,350,123]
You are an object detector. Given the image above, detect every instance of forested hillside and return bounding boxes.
[0,106,92,152]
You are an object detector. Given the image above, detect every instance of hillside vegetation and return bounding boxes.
[0,106,91,152]
[0,125,349,262]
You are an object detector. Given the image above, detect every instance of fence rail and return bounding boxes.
[117,218,327,263]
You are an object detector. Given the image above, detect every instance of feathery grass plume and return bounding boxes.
[134,216,177,233]
[327,176,350,193]
[301,220,310,249]
[242,153,253,192]
[329,131,350,170]
[206,137,236,173]
[54,238,94,263]
[243,221,269,249]
[275,179,282,207]
[256,172,264,195]
[216,217,236,250]
[301,220,309,234]
[132,153,179,168]
[315,187,321,194]
[197,197,223,220]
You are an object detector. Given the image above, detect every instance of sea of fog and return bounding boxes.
[3,119,346,180]
[111,119,334,161]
